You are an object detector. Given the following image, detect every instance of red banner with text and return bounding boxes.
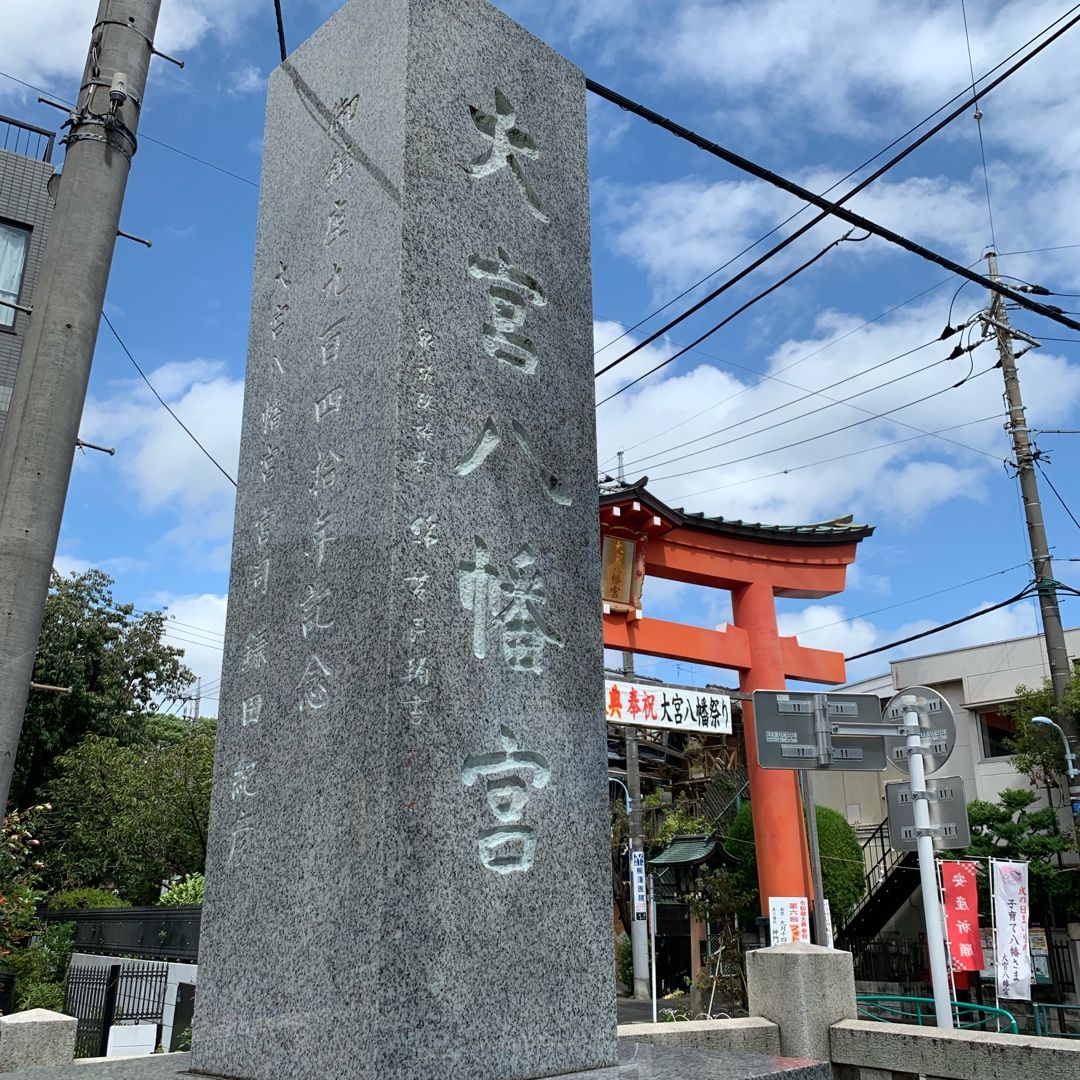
[940,859,985,972]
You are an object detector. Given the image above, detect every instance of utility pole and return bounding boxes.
[0,0,162,812]
[616,450,650,1001]
[985,252,1076,739]
[193,677,202,724]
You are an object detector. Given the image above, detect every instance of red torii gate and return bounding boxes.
[600,481,874,909]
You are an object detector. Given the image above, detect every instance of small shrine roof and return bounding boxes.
[599,478,874,546]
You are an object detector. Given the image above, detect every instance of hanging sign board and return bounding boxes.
[993,860,1032,1001]
[605,677,732,735]
[752,690,888,771]
[885,776,971,851]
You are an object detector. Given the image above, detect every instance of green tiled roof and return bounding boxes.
[649,834,718,866]
[600,478,874,545]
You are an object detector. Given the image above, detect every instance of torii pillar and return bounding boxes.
[600,482,874,909]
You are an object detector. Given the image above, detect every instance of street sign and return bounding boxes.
[605,676,732,735]
[630,850,647,922]
[753,690,888,771]
[882,686,956,775]
[885,775,971,851]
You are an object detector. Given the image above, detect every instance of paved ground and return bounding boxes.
[617,997,660,1024]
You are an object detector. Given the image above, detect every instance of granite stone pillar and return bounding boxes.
[191,2,614,1078]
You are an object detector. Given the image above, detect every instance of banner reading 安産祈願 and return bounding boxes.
[940,860,984,972]
[993,859,1031,1001]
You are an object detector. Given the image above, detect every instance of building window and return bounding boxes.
[979,710,1018,758]
[0,221,31,330]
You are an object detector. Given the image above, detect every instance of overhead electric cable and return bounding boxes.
[597,230,862,405]
[648,361,999,483]
[1035,458,1080,533]
[0,70,259,188]
[588,8,1080,384]
[101,312,238,488]
[845,585,1038,661]
[274,0,288,62]
[596,4,1080,359]
[599,267,979,470]
[960,0,998,249]
[616,321,988,474]
[674,412,1004,502]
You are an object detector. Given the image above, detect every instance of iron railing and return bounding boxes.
[838,817,906,932]
[0,114,54,163]
[1033,1002,1080,1039]
[64,961,168,1058]
[858,994,1018,1034]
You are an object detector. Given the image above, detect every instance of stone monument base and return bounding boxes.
[0,1043,829,1080]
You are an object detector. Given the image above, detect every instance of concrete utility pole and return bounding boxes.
[985,252,1076,737]
[0,0,162,811]
[616,450,650,1001]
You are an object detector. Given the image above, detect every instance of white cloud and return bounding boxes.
[0,0,262,101]
[53,553,92,577]
[80,358,242,563]
[227,65,265,96]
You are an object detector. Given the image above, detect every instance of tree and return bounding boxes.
[723,801,866,922]
[40,715,216,904]
[1005,675,1080,792]
[14,570,194,807]
[962,788,1076,923]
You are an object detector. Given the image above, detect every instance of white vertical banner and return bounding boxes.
[992,860,1031,1001]
[822,898,834,949]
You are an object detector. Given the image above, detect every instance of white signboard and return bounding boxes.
[993,860,1032,1001]
[631,850,647,921]
[768,896,810,945]
[605,677,732,734]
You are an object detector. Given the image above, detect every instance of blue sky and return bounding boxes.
[4,0,1080,714]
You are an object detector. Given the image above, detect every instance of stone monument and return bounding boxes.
[191,1,615,1077]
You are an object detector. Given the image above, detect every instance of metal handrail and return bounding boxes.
[838,816,907,932]
[1034,1002,1080,1039]
[858,994,1018,1034]
[0,113,55,163]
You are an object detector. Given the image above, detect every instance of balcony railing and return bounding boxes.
[0,113,55,163]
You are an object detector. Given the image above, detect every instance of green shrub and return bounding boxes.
[724,802,865,922]
[158,873,204,907]
[16,981,64,1012]
[617,933,633,991]
[49,888,125,911]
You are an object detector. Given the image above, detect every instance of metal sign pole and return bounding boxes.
[903,694,954,1029]
[799,768,829,946]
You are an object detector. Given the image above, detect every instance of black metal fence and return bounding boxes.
[0,114,54,163]
[43,905,201,962]
[63,962,168,1059]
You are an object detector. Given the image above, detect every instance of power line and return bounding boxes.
[588,9,1080,383]
[960,0,998,250]
[1035,458,1080,533]
[101,312,238,488]
[614,320,989,475]
[597,229,862,405]
[274,0,288,63]
[673,413,1004,503]
[845,585,1038,662]
[998,243,1080,256]
[599,268,975,469]
[648,361,999,483]
[0,69,259,188]
[594,4,1080,366]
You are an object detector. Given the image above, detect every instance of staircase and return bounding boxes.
[835,817,918,951]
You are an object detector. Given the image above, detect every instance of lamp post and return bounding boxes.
[1031,716,1080,818]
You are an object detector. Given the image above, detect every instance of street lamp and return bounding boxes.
[608,776,632,817]
[1030,716,1080,816]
